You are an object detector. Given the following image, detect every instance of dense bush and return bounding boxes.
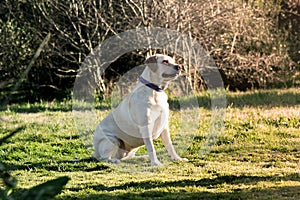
[0,0,299,103]
[147,0,299,90]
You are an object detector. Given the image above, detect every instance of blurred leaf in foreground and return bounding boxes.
[21,176,70,200]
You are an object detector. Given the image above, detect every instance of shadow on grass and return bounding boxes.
[169,88,300,110]
[90,173,300,191]
[63,174,300,199]
[1,89,299,113]
[227,89,300,108]
[0,103,111,113]
[3,158,109,173]
[63,186,300,200]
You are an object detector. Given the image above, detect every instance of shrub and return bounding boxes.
[146,0,299,90]
[0,0,299,102]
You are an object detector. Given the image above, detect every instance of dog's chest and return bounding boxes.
[153,91,168,106]
[150,92,169,113]
[151,92,169,139]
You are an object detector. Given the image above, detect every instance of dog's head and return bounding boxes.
[144,54,181,80]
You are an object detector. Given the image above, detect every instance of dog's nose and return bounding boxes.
[174,65,181,71]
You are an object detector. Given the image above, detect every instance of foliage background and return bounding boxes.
[0,0,299,103]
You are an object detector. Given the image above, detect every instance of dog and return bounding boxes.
[93,54,188,166]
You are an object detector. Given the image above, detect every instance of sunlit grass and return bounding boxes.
[0,88,299,199]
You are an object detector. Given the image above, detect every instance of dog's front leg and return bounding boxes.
[161,128,188,162]
[139,126,162,166]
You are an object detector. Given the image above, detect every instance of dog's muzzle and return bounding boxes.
[162,72,180,78]
[162,65,181,78]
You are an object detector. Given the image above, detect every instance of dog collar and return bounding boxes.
[139,76,164,92]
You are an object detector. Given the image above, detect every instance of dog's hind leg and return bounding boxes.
[93,134,121,164]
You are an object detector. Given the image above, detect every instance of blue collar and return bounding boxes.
[139,76,164,92]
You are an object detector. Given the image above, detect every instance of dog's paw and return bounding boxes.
[108,158,121,164]
[174,157,189,162]
[151,160,163,166]
[180,157,189,162]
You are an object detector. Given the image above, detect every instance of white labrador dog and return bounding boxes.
[93,54,188,166]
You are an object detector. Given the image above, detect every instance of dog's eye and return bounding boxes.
[162,60,169,64]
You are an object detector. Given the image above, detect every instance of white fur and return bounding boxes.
[93,54,188,166]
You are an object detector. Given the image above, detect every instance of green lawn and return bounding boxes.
[1,88,300,199]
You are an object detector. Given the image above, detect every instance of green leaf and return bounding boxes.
[0,189,11,200]
[21,176,70,200]
[0,163,18,189]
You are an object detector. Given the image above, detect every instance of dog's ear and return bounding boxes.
[144,55,158,72]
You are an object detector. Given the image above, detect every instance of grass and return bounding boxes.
[0,88,300,199]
